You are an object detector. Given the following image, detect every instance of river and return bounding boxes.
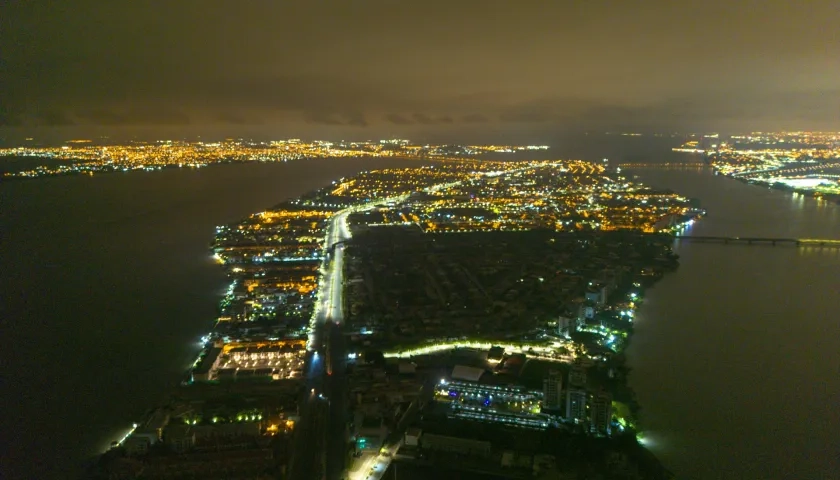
[0,158,425,479]
[625,165,840,480]
[1,140,837,479]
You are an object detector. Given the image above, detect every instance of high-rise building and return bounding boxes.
[565,389,587,423]
[542,369,563,411]
[577,303,595,325]
[585,282,607,306]
[568,365,587,388]
[557,316,573,336]
[591,391,613,436]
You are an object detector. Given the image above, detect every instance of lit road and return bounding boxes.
[292,182,520,479]
[290,206,358,480]
[349,443,401,480]
[289,208,351,480]
[323,211,351,480]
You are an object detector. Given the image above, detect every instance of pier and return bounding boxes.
[674,236,840,248]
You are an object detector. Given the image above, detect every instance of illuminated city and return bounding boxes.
[674,132,840,202]
[5,3,840,480]
[0,139,548,179]
[79,155,702,479]
[51,146,837,478]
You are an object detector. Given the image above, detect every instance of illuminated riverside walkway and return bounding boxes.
[617,162,706,169]
[674,236,840,247]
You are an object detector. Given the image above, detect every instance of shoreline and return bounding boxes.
[669,149,840,205]
[721,173,840,205]
[87,161,685,479]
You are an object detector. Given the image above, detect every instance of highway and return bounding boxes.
[324,211,351,480]
[291,184,516,479]
[289,209,352,480]
[292,199,405,479]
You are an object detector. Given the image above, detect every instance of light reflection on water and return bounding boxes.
[627,166,840,480]
[0,158,431,480]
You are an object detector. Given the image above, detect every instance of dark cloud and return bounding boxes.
[216,111,259,125]
[34,110,75,127]
[461,113,489,123]
[305,112,344,126]
[410,114,455,125]
[385,114,413,125]
[343,112,368,127]
[75,108,191,126]
[498,107,560,124]
[492,89,840,133]
[0,107,25,127]
[305,112,367,127]
[2,0,839,136]
[412,113,436,125]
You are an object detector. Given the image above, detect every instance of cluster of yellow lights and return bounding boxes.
[1,139,547,178]
[220,339,306,354]
[350,160,692,235]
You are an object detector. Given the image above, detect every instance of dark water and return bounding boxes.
[625,167,840,480]
[2,140,838,480]
[0,158,425,480]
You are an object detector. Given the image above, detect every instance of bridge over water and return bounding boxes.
[674,236,840,248]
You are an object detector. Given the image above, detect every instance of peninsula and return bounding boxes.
[91,154,697,480]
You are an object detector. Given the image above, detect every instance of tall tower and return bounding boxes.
[542,369,563,411]
[591,391,613,436]
[568,365,587,389]
[565,389,587,423]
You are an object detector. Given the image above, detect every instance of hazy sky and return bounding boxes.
[2,0,839,141]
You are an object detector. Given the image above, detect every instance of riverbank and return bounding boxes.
[729,175,840,205]
[87,161,685,479]
[625,165,840,480]
[0,158,432,480]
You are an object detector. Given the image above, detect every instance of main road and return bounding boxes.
[289,208,352,480]
[290,173,529,479]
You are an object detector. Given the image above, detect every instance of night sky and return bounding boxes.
[2,0,839,141]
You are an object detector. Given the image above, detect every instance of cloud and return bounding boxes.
[385,113,460,126]
[490,89,840,132]
[461,113,488,123]
[0,106,24,127]
[305,111,368,127]
[498,110,556,124]
[411,113,456,125]
[3,0,840,137]
[35,110,75,126]
[75,108,190,126]
[216,111,259,125]
[385,113,413,125]
[305,112,343,126]
[344,112,368,127]
[412,113,436,125]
